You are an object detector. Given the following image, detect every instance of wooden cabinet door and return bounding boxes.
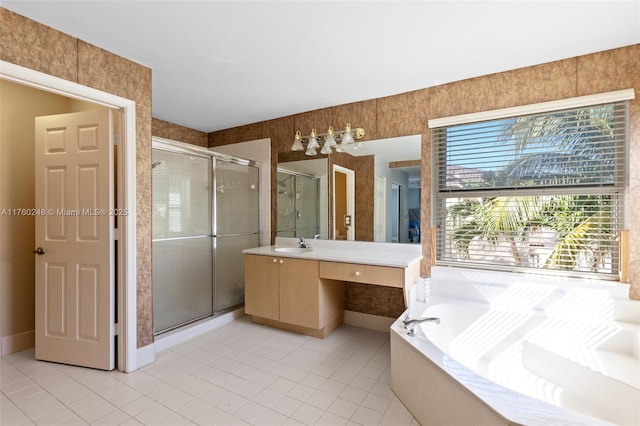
[279,258,320,328]
[244,254,280,320]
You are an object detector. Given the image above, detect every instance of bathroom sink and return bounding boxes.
[273,247,313,254]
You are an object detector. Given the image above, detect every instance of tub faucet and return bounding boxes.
[298,237,310,248]
[403,315,440,337]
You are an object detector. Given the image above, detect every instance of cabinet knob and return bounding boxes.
[272,258,278,263]
[279,259,284,264]
[354,271,360,277]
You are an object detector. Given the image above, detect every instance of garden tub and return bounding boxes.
[390,267,640,425]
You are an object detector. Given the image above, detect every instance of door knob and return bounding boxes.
[33,247,45,255]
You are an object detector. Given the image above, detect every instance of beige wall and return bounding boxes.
[209,44,640,302]
[0,80,109,355]
[0,80,68,354]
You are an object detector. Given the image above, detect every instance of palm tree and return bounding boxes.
[448,105,619,273]
[543,195,613,271]
[501,107,616,183]
[449,195,543,266]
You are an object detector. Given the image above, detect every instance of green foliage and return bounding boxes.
[446,105,618,273]
[448,195,613,271]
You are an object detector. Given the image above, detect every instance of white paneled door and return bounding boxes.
[34,110,115,370]
[374,175,386,242]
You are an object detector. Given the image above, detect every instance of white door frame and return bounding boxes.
[391,183,401,243]
[332,164,355,240]
[374,175,386,242]
[1,61,138,372]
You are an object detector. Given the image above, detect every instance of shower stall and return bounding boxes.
[276,169,320,239]
[152,140,260,334]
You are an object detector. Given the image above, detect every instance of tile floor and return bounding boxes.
[1,317,419,425]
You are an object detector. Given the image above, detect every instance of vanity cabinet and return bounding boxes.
[243,239,421,338]
[319,260,420,307]
[244,254,344,338]
[244,254,281,321]
[319,261,407,288]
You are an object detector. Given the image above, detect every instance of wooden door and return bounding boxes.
[244,254,280,320]
[279,258,319,328]
[34,110,114,370]
[332,165,355,241]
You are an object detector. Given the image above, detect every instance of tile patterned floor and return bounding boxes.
[1,317,419,425]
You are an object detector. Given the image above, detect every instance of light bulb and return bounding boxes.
[291,131,304,151]
[325,126,337,147]
[307,129,320,149]
[320,142,332,154]
[340,123,354,145]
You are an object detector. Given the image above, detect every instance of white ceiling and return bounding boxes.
[3,1,639,133]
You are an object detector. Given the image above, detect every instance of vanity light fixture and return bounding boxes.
[291,123,365,156]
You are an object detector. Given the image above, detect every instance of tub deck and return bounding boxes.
[391,267,640,426]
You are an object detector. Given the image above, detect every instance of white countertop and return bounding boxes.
[242,237,422,268]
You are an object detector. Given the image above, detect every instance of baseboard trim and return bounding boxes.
[1,310,390,361]
[1,330,35,357]
[136,343,155,369]
[154,308,245,353]
[343,310,394,332]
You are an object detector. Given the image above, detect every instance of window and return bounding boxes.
[431,99,629,278]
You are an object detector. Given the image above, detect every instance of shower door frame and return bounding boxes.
[152,140,214,335]
[211,152,262,312]
[276,168,321,239]
[152,137,261,334]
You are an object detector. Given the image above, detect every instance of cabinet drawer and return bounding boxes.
[319,261,404,288]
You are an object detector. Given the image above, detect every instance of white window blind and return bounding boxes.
[431,101,628,278]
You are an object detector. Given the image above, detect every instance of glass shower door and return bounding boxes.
[276,171,319,239]
[295,174,320,239]
[276,171,296,237]
[214,160,260,311]
[152,149,213,334]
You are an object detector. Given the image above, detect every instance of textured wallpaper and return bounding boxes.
[3,7,637,338]
[210,44,640,304]
[152,118,208,147]
[1,8,155,347]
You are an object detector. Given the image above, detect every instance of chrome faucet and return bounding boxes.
[298,237,310,248]
[313,234,321,239]
[403,315,440,336]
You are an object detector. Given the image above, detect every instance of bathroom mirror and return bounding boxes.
[277,134,421,243]
[276,158,329,239]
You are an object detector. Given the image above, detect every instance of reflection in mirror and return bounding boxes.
[277,135,421,243]
[349,135,421,243]
[276,159,329,239]
[333,165,355,241]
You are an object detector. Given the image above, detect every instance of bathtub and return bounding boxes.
[390,267,640,426]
